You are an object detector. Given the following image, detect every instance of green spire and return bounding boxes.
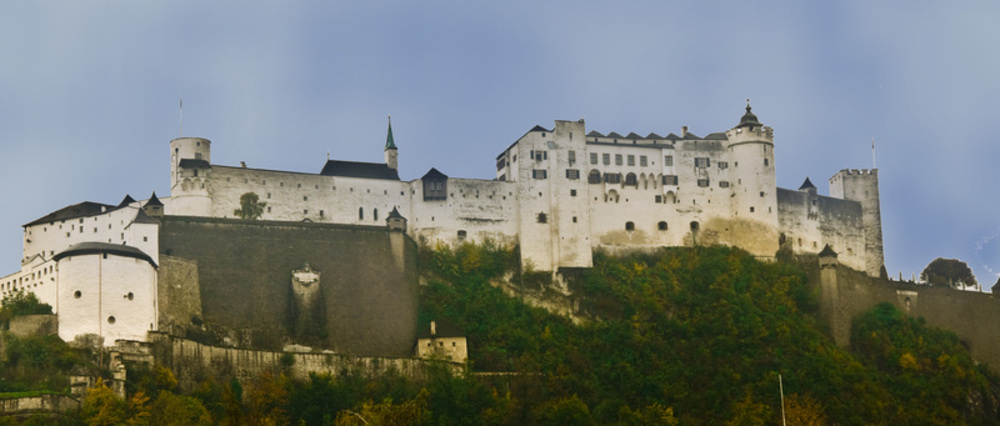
[385,115,397,151]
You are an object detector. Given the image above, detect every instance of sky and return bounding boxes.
[1,1,998,287]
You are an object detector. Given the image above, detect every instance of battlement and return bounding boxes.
[835,168,878,176]
[725,125,774,143]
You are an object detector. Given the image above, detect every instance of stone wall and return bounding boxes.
[157,216,418,357]
[0,394,80,419]
[814,256,1000,370]
[9,314,57,337]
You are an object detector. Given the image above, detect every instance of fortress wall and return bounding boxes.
[145,333,450,390]
[56,253,157,344]
[22,204,153,267]
[0,258,57,309]
[208,166,411,226]
[409,178,518,247]
[816,259,1000,370]
[778,188,865,270]
[157,255,202,333]
[157,216,418,357]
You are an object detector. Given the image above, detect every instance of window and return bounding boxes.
[625,221,635,231]
[319,210,324,217]
[764,158,769,166]
[695,157,710,168]
[537,212,548,223]
[690,221,700,231]
[374,209,378,221]
[127,292,134,301]
[530,150,548,161]
[590,153,598,164]
[640,156,647,166]
[457,230,467,239]
[74,290,81,299]
[303,196,308,201]
[625,173,638,186]
[604,173,622,184]
[664,155,673,166]
[719,181,730,188]
[627,155,635,166]
[359,207,364,220]
[568,150,576,164]
[573,216,578,223]
[570,189,577,197]
[496,158,506,171]
[697,179,710,187]
[603,153,610,165]
[565,169,580,180]
[588,170,602,184]
[655,195,663,203]
[662,175,678,185]
[718,161,728,169]
[658,221,668,230]
[750,207,755,213]
[108,316,116,325]
[532,169,548,179]
[760,191,765,197]
[615,154,623,165]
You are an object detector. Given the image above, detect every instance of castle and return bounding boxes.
[0,103,885,349]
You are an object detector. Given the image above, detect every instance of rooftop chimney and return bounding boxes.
[681,126,688,137]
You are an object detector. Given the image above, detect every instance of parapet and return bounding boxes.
[835,169,878,176]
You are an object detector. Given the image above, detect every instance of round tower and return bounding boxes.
[725,102,779,257]
[169,137,212,216]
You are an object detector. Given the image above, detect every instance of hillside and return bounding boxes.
[2,243,999,424]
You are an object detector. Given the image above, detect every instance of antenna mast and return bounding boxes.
[871,137,876,169]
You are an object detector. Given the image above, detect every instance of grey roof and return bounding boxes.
[24,202,116,227]
[646,132,663,139]
[818,244,838,258]
[799,177,817,191]
[178,158,211,169]
[704,132,729,140]
[681,131,701,140]
[320,160,400,180]
[625,132,644,140]
[737,103,764,129]
[606,132,624,139]
[117,195,136,207]
[145,192,163,207]
[664,133,681,140]
[132,208,157,224]
[421,167,448,180]
[416,318,464,338]
[529,125,550,132]
[53,242,157,267]
[587,130,605,138]
[386,207,404,219]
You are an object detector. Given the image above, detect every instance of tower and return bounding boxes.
[169,137,212,216]
[724,102,779,257]
[829,169,884,277]
[384,117,398,170]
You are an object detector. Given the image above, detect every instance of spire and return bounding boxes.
[385,115,397,151]
[798,177,817,191]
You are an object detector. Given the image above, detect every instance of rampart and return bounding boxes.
[157,216,419,357]
[813,256,1000,369]
[0,394,79,419]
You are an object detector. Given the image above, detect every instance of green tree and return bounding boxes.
[920,257,978,289]
[233,192,266,220]
[0,291,53,328]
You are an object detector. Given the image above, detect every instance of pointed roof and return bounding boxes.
[586,130,605,138]
[818,244,838,258]
[384,116,397,151]
[606,132,624,139]
[416,318,464,338]
[681,131,701,139]
[118,195,136,207]
[646,132,663,139]
[529,125,550,133]
[798,177,817,191]
[421,167,448,180]
[387,207,404,219]
[736,100,764,129]
[145,192,163,207]
[625,132,644,140]
[132,208,157,224]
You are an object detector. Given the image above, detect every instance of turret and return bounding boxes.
[169,137,212,216]
[724,102,779,256]
[384,117,398,171]
[829,169,884,277]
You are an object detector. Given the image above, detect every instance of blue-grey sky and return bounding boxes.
[2,2,998,287]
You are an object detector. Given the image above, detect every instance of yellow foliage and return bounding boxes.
[899,352,919,371]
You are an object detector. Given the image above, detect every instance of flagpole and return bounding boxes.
[872,137,876,169]
[780,374,787,426]
[179,94,184,137]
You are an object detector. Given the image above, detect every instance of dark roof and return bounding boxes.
[24,202,116,227]
[646,132,663,139]
[421,167,448,180]
[178,158,211,169]
[117,195,136,207]
[386,207,404,219]
[417,318,464,339]
[145,192,163,207]
[818,244,838,258]
[625,132,644,140]
[132,208,157,224]
[385,117,397,150]
[53,242,157,268]
[529,125,550,133]
[704,132,729,140]
[664,133,681,140]
[799,177,817,191]
[606,132,623,139]
[736,102,764,129]
[681,131,701,139]
[320,160,400,180]
[586,130,605,138]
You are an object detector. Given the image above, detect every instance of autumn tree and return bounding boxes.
[233,192,266,220]
[920,257,978,289]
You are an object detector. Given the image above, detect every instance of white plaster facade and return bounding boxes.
[0,103,886,345]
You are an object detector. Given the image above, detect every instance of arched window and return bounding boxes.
[625,221,635,231]
[658,221,668,231]
[588,170,601,184]
[359,207,364,220]
[690,221,699,231]
[625,173,638,186]
[374,208,379,221]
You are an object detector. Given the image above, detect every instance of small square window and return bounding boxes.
[570,189,577,196]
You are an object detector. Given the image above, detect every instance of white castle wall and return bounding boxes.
[829,169,884,276]
[776,188,866,271]
[21,203,159,268]
[408,178,518,247]
[56,252,157,345]
[0,257,57,310]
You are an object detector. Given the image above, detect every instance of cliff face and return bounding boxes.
[157,216,419,357]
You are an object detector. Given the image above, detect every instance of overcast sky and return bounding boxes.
[2,2,998,287]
